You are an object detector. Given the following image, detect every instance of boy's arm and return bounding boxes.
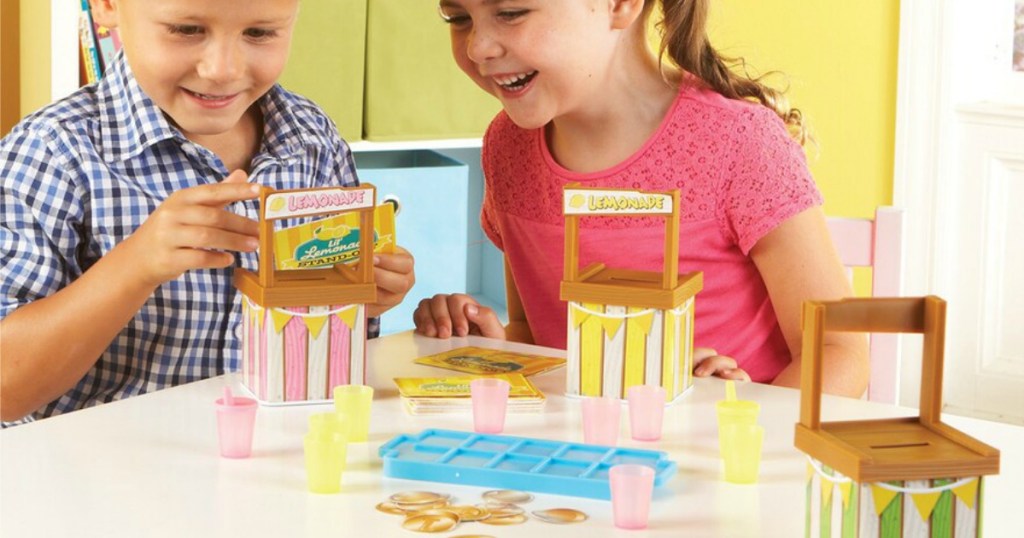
[1,172,260,421]
[1,241,159,420]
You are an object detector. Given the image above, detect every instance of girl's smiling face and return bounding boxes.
[439,0,627,130]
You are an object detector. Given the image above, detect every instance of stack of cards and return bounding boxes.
[413,346,565,377]
[393,374,546,415]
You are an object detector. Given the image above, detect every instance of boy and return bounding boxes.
[0,0,415,424]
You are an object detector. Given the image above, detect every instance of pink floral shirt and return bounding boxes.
[480,83,822,383]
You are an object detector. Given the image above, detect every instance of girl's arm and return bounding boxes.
[750,206,869,397]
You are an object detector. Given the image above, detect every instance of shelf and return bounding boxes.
[349,138,482,153]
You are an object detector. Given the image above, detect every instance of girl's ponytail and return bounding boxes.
[651,0,809,145]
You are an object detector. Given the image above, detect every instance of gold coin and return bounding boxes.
[477,502,524,517]
[532,508,589,524]
[389,491,449,505]
[482,489,534,504]
[401,511,459,533]
[478,513,528,526]
[375,502,408,516]
[400,499,450,512]
[446,505,490,522]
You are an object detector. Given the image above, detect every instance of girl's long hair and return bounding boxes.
[649,0,809,145]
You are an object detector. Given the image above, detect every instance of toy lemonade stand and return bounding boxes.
[234,185,378,404]
[795,296,1000,537]
[559,186,703,401]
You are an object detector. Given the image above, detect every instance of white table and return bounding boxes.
[2,332,1022,537]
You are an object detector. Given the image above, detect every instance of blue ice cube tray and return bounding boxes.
[378,428,677,500]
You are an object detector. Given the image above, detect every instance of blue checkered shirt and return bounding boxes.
[0,54,377,425]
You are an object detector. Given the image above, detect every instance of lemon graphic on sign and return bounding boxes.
[314,226,331,241]
[332,225,350,238]
[569,194,586,209]
[269,197,286,213]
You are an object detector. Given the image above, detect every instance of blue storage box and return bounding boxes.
[354,151,469,334]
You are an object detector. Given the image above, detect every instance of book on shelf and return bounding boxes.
[393,373,546,415]
[78,0,123,84]
[92,18,122,72]
[78,0,102,84]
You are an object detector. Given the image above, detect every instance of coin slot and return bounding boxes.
[870,442,930,450]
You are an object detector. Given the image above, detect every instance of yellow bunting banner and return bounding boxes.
[572,304,591,328]
[806,462,815,484]
[303,313,330,339]
[627,309,655,336]
[821,476,834,507]
[839,482,853,509]
[910,491,942,522]
[600,315,624,339]
[336,305,358,330]
[871,485,900,516]
[952,479,979,510]
[271,309,292,333]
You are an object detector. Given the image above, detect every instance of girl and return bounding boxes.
[414,0,867,397]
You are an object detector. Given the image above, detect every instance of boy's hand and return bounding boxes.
[413,293,506,340]
[367,246,415,318]
[123,170,260,288]
[692,348,752,382]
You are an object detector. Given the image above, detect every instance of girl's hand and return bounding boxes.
[122,169,260,289]
[692,347,752,382]
[413,293,506,340]
[367,246,416,318]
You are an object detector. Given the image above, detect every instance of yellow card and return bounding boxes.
[272,203,396,270]
[393,373,543,399]
[414,346,565,377]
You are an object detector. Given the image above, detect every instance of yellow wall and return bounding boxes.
[13,2,901,219]
[18,0,48,117]
[707,2,901,218]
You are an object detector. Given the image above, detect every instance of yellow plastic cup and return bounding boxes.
[719,423,764,484]
[333,385,373,442]
[309,411,350,442]
[303,431,347,494]
[716,381,760,457]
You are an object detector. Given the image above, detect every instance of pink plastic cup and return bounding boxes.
[609,464,656,529]
[215,391,258,458]
[581,396,621,446]
[627,385,667,441]
[469,378,511,434]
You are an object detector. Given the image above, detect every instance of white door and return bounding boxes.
[894,0,1024,424]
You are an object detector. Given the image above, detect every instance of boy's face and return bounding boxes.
[98,0,298,145]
